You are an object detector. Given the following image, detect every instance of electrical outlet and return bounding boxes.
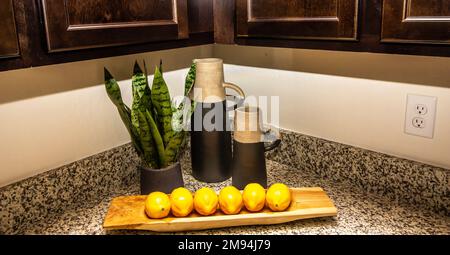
[412,117,425,128]
[415,104,427,115]
[404,94,437,138]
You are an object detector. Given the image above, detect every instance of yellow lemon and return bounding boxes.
[266,183,291,212]
[194,187,219,216]
[170,187,194,217]
[218,186,243,215]
[242,183,266,212]
[145,191,171,219]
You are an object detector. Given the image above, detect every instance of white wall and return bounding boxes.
[215,45,450,169]
[0,45,213,187]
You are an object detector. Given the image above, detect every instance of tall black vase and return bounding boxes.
[190,101,232,182]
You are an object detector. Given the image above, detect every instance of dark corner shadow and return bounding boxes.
[214,45,450,89]
[0,47,208,105]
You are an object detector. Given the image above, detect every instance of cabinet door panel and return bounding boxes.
[381,0,450,44]
[0,0,20,58]
[236,0,359,40]
[41,0,188,52]
[188,0,213,34]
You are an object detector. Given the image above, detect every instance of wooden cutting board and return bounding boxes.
[103,187,337,232]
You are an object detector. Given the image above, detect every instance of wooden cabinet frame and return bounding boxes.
[226,0,450,57]
[381,0,450,44]
[40,0,189,52]
[0,0,213,71]
[1,0,450,72]
[0,0,30,71]
[236,0,360,41]
[0,0,20,58]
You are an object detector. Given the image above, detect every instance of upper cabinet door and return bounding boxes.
[236,0,359,41]
[381,0,450,44]
[0,0,20,58]
[40,0,189,52]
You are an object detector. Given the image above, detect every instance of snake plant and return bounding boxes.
[104,60,195,169]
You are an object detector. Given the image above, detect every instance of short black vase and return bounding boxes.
[139,162,184,194]
[231,139,281,190]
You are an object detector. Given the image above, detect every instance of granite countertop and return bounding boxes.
[20,159,449,235]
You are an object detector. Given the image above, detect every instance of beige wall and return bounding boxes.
[0,45,213,187]
[215,45,450,169]
[1,43,449,187]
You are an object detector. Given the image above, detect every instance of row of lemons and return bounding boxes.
[145,183,291,219]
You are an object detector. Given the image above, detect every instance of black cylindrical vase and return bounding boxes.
[231,141,268,189]
[140,162,184,194]
[190,101,232,182]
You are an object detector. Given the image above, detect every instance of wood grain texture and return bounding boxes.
[3,0,450,72]
[176,0,189,38]
[40,0,188,52]
[381,0,450,44]
[65,0,174,26]
[103,187,337,232]
[250,0,338,21]
[214,0,235,44]
[0,0,31,71]
[406,0,450,18]
[0,0,20,57]
[234,0,450,57]
[236,0,359,40]
[188,0,213,34]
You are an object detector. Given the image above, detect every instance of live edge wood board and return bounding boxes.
[103,187,338,232]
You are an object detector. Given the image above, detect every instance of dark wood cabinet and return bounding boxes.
[0,0,212,71]
[188,0,213,34]
[40,0,189,52]
[381,0,450,44]
[2,0,450,73]
[0,0,31,71]
[231,0,450,57]
[0,0,20,58]
[236,0,360,40]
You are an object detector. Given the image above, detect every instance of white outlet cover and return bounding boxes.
[404,94,437,138]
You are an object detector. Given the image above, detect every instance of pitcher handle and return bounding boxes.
[262,128,281,152]
[264,139,281,152]
[223,82,245,111]
[223,82,245,98]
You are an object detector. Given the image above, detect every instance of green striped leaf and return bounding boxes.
[184,63,196,96]
[104,60,192,169]
[133,62,153,112]
[104,68,143,157]
[173,63,197,131]
[132,62,160,168]
[137,110,159,168]
[164,131,185,166]
[145,110,166,167]
[164,63,197,165]
[185,63,197,116]
[104,68,124,106]
[151,65,173,147]
[118,105,143,156]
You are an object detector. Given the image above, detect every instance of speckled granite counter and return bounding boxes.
[19,158,449,235]
[1,130,449,234]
